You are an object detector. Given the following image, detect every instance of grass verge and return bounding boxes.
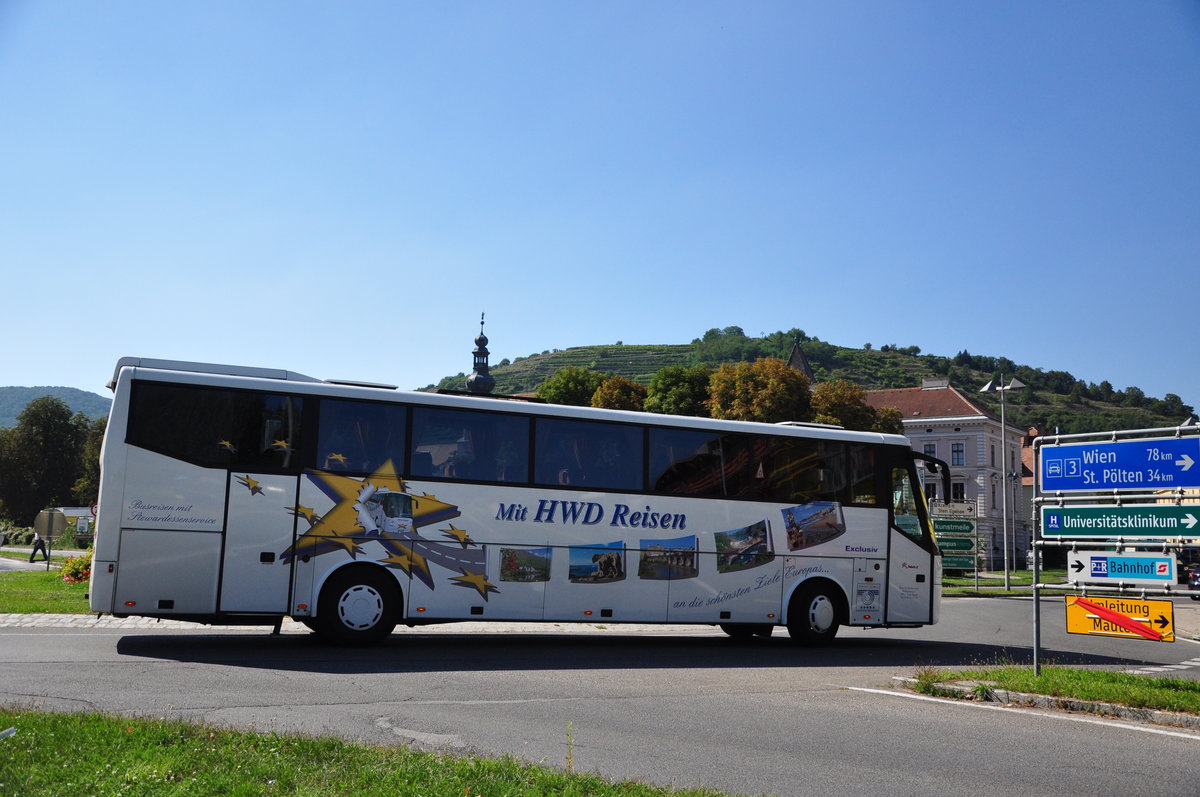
[0,571,89,614]
[911,664,1200,715]
[0,709,730,797]
[942,570,1067,596]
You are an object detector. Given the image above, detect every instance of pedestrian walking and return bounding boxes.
[29,530,48,562]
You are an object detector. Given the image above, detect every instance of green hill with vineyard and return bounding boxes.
[424,327,1194,436]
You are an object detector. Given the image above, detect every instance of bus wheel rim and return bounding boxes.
[808,595,835,633]
[337,584,384,630]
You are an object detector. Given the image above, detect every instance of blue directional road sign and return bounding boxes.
[1040,436,1200,493]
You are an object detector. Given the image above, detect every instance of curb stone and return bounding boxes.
[891,676,1200,731]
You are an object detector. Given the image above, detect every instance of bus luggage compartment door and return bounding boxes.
[219,472,298,613]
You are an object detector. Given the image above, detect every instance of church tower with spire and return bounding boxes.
[466,313,496,395]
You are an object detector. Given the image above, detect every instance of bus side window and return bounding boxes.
[315,399,407,474]
[761,438,849,504]
[410,407,529,483]
[535,419,642,491]
[127,382,304,472]
[648,429,725,497]
[848,444,878,505]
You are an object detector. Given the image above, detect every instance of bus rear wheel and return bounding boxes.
[315,567,399,645]
[786,583,843,645]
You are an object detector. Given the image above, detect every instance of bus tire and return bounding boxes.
[719,623,773,640]
[786,582,843,645]
[315,566,399,645]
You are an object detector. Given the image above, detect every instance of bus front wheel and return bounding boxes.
[786,583,843,645]
[315,567,399,645]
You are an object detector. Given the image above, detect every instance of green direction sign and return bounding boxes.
[1041,505,1200,538]
[936,536,976,552]
[933,519,976,535]
[942,554,977,569]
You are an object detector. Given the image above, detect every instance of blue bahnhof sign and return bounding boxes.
[1039,436,1199,493]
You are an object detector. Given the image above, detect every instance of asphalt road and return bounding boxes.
[3,598,1200,796]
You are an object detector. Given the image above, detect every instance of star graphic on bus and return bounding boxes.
[440,524,476,548]
[449,568,499,601]
[326,452,348,466]
[236,475,264,495]
[272,439,292,453]
[218,440,237,454]
[278,459,496,596]
[287,505,321,527]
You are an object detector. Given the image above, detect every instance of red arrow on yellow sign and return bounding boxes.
[1064,595,1175,643]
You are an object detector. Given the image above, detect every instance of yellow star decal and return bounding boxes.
[449,568,499,601]
[236,475,263,495]
[378,544,429,577]
[287,505,320,525]
[272,439,292,452]
[440,524,476,548]
[326,452,348,465]
[218,440,237,453]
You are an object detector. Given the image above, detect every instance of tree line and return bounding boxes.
[535,357,902,434]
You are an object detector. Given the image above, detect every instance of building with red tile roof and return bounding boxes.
[865,379,1030,571]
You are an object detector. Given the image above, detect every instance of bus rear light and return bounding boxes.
[108,564,114,573]
[124,601,136,607]
[767,613,776,619]
[583,610,593,616]
[296,604,308,611]
[416,607,426,612]
[863,615,872,620]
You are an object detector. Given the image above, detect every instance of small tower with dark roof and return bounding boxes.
[466,313,496,395]
[787,339,815,382]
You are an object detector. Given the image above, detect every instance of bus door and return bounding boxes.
[220,472,299,613]
[885,462,938,624]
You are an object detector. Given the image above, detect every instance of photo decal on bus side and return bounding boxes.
[782,501,846,551]
[638,535,699,580]
[499,547,552,583]
[568,542,625,583]
[715,520,774,573]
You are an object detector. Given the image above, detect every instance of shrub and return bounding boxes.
[61,551,92,584]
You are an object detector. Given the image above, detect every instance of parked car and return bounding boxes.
[1188,565,1200,601]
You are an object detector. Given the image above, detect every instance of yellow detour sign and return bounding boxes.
[1065,595,1175,643]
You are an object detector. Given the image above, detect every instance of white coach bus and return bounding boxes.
[90,357,949,645]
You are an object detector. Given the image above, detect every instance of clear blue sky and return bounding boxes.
[3,2,1198,412]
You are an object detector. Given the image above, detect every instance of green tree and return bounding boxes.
[872,405,904,435]
[0,396,89,524]
[72,415,108,506]
[810,379,877,431]
[591,376,648,411]
[708,358,811,423]
[536,366,607,406]
[644,365,712,417]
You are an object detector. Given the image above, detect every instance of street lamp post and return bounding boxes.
[980,375,1025,590]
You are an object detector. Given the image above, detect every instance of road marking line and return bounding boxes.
[374,716,465,748]
[845,687,1200,741]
